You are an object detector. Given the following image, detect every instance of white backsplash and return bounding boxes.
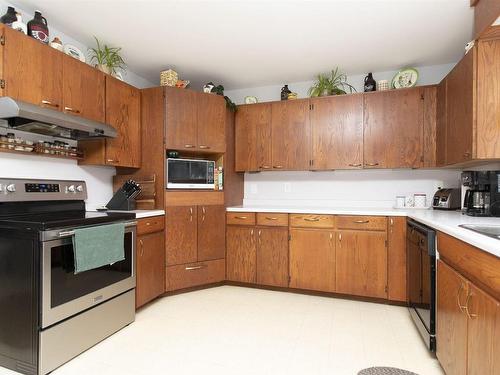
[243,169,462,208]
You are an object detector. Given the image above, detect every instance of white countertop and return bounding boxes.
[226,205,500,258]
[91,209,165,219]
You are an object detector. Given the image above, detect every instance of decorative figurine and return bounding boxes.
[364,73,376,92]
[49,37,63,51]
[203,82,215,93]
[281,84,291,100]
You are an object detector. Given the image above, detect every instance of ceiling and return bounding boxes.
[14,0,474,90]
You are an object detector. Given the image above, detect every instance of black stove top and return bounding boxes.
[0,210,136,231]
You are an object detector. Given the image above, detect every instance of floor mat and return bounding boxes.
[358,367,419,375]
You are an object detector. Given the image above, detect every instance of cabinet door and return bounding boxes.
[289,229,335,292]
[3,26,62,109]
[235,103,272,171]
[436,79,447,166]
[166,206,197,265]
[197,93,225,152]
[446,48,475,164]
[62,57,105,122]
[336,230,387,298]
[198,205,226,261]
[436,260,468,375]
[226,226,256,283]
[467,282,499,375]
[256,227,289,287]
[165,88,197,150]
[363,88,423,169]
[105,77,141,167]
[387,217,407,302]
[271,100,311,170]
[136,231,165,308]
[310,94,363,169]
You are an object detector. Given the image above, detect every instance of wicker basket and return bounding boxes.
[160,69,178,87]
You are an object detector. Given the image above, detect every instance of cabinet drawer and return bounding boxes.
[336,216,387,231]
[256,213,288,227]
[137,216,165,235]
[166,259,225,291]
[226,212,256,225]
[289,214,335,228]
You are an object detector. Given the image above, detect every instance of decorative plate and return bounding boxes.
[391,68,418,89]
[63,44,85,62]
[244,96,258,104]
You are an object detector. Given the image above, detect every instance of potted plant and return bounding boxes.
[309,67,356,97]
[89,36,126,77]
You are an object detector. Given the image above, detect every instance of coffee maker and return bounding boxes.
[461,171,500,217]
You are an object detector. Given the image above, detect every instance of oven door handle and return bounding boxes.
[57,221,138,238]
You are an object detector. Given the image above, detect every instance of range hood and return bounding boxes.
[0,97,117,140]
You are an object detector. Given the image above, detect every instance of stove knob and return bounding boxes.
[6,184,16,193]
[68,185,76,193]
[76,185,84,192]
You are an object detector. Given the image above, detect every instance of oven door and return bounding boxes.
[41,222,136,328]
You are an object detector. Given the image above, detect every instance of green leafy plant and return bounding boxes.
[89,36,126,75]
[309,67,356,97]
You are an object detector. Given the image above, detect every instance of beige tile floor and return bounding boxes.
[1,286,444,375]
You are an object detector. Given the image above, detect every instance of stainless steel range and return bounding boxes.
[0,178,137,375]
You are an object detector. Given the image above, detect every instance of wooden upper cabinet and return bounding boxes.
[136,230,165,308]
[363,88,423,169]
[436,260,468,375]
[310,94,363,169]
[104,77,141,168]
[166,206,198,266]
[3,26,62,109]
[436,79,447,166]
[62,57,105,122]
[271,100,311,170]
[446,48,475,164]
[256,227,289,288]
[197,93,225,152]
[226,226,256,283]
[289,229,335,292]
[197,205,226,261]
[467,282,499,375]
[165,87,197,150]
[335,230,387,298]
[235,103,272,171]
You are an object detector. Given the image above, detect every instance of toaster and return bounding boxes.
[432,188,461,210]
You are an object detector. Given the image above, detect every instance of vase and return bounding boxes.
[96,64,111,74]
[27,11,49,44]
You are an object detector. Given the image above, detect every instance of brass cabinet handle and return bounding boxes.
[365,162,379,167]
[465,292,477,319]
[348,163,362,167]
[273,165,284,169]
[139,239,144,257]
[265,217,278,221]
[199,145,210,149]
[463,151,471,158]
[202,206,206,222]
[64,106,80,114]
[353,220,369,224]
[184,144,195,148]
[106,159,119,163]
[304,217,320,222]
[41,100,59,108]
[235,216,247,219]
[457,283,467,312]
[260,165,271,169]
[185,265,206,271]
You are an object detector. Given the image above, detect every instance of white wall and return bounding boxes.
[226,63,455,104]
[0,1,156,209]
[243,169,462,208]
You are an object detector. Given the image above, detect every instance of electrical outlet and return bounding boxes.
[284,182,291,193]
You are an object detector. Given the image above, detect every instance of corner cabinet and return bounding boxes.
[79,77,141,168]
[165,87,226,153]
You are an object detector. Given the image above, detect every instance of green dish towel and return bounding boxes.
[72,223,125,274]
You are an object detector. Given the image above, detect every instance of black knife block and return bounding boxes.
[106,189,137,210]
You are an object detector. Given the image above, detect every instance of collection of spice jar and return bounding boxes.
[37,140,79,157]
[0,132,34,152]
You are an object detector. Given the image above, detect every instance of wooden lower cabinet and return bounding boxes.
[437,260,469,375]
[335,230,387,298]
[198,205,226,261]
[387,217,407,302]
[136,218,165,309]
[289,229,335,292]
[166,259,225,291]
[226,226,257,283]
[166,206,197,265]
[256,227,288,287]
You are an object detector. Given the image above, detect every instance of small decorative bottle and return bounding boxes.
[364,73,376,92]
[281,85,291,101]
[27,10,49,44]
[0,7,17,26]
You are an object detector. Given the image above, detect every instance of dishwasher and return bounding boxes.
[407,219,437,352]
